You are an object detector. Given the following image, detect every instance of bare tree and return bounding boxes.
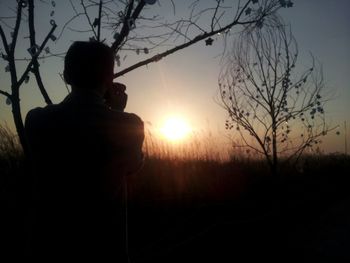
[218,17,335,176]
[0,0,293,152]
[0,0,56,153]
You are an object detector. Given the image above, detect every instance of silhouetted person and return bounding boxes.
[24,41,144,261]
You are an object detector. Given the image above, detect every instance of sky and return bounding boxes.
[0,0,349,154]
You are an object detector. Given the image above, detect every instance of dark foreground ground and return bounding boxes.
[1,154,350,262]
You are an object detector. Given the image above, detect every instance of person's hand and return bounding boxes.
[104,82,128,111]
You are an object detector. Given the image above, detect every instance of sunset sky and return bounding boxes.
[0,0,349,154]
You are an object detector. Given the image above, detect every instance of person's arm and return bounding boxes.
[105,82,145,174]
[124,114,145,175]
[104,82,145,175]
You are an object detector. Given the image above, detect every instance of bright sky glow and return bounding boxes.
[160,117,192,142]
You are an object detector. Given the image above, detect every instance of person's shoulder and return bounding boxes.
[25,104,65,131]
[110,110,143,126]
[25,104,58,122]
[25,107,45,126]
[124,112,144,131]
[24,107,47,140]
[124,112,143,124]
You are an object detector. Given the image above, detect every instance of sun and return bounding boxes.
[160,117,191,141]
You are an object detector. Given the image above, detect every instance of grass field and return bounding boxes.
[1,124,349,262]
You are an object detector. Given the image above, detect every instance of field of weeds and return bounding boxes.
[1,124,349,262]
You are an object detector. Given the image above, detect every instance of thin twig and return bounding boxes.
[0,89,11,98]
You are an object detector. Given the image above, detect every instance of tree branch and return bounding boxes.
[10,2,23,53]
[0,25,10,55]
[0,89,11,98]
[111,0,145,51]
[114,14,262,78]
[28,0,53,105]
[81,0,98,39]
[17,24,57,87]
[56,13,85,41]
[97,0,102,41]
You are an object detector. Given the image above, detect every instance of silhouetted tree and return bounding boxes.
[218,17,335,175]
[0,0,294,151]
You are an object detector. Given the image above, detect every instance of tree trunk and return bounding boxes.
[33,61,52,105]
[271,124,278,177]
[11,95,28,155]
[11,87,28,154]
[28,0,52,105]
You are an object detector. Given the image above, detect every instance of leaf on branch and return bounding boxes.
[245,8,252,16]
[154,54,162,62]
[127,18,136,30]
[1,53,8,60]
[287,1,294,8]
[51,1,56,7]
[280,0,293,8]
[50,10,55,17]
[143,48,149,54]
[25,75,30,83]
[205,37,214,46]
[44,47,50,54]
[93,18,99,28]
[256,19,264,29]
[20,0,28,8]
[5,65,10,72]
[27,44,41,56]
[279,0,286,7]
[6,97,12,105]
[136,49,140,55]
[49,34,57,41]
[252,0,259,4]
[50,19,56,26]
[115,54,121,66]
[113,33,120,40]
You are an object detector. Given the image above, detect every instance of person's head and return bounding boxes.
[64,41,114,95]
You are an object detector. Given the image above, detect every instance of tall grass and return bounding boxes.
[1,122,348,204]
[142,126,232,162]
[1,123,349,262]
[0,124,23,161]
[0,124,24,194]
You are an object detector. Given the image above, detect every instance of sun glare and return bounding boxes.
[160,117,191,141]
